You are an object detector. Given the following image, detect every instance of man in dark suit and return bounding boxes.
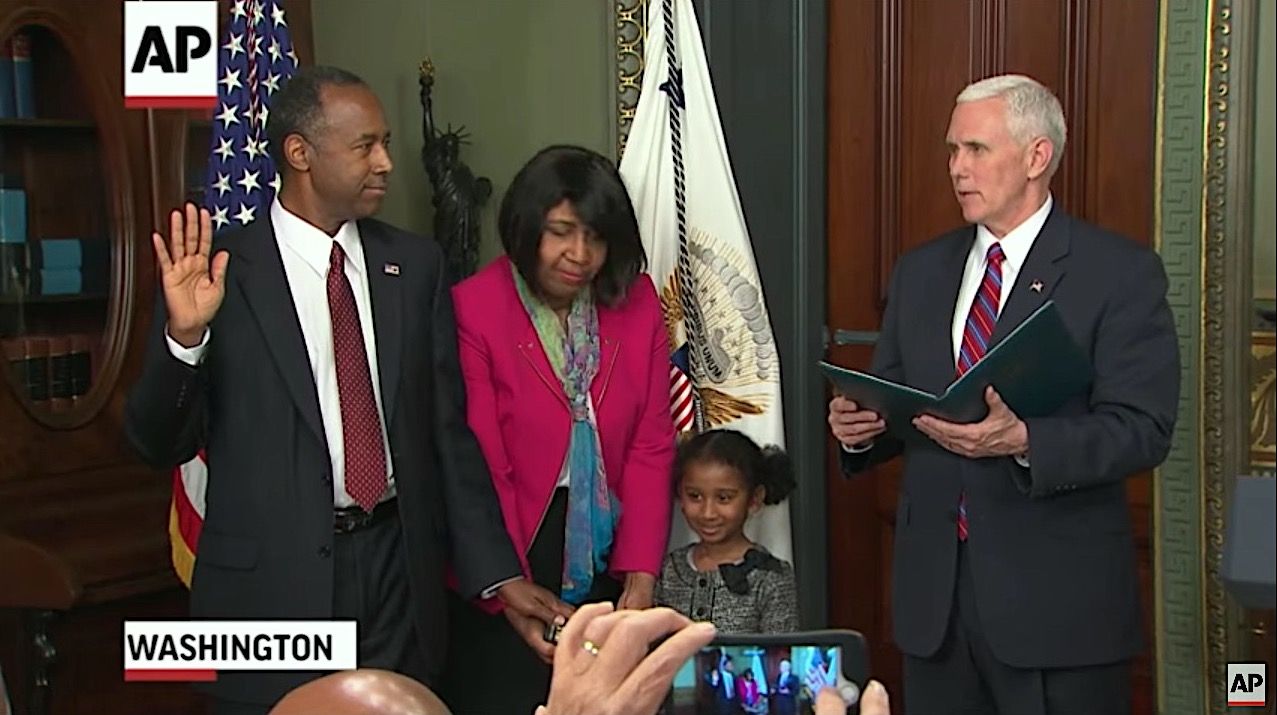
[704,654,742,715]
[828,74,1178,715]
[126,66,572,715]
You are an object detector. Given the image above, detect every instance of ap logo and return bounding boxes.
[124,1,217,109]
[1228,662,1267,708]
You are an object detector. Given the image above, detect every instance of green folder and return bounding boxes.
[820,301,1093,442]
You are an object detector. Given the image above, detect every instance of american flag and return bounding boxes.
[668,343,696,432]
[205,0,297,229]
[168,0,298,588]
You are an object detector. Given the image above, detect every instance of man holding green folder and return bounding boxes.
[828,74,1178,715]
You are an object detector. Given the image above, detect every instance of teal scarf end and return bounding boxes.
[561,418,619,604]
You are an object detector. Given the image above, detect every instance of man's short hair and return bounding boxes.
[267,65,368,169]
[957,74,1068,175]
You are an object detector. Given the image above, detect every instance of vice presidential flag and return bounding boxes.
[618,0,792,562]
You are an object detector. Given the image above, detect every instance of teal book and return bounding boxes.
[820,301,1093,442]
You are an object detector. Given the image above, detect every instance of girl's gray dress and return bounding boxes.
[654,544,799,633]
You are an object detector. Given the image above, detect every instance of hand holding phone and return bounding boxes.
[538,603,717,715]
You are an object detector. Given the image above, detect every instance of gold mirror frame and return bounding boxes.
[613,0,648,160]
[1156,0,1265,711]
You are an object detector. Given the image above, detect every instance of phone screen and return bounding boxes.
[664,643,850,715]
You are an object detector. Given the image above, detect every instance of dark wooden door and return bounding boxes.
[824,1,1158,712]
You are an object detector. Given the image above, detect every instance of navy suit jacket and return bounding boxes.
[843,205,1179,668]
[126,217,519,704]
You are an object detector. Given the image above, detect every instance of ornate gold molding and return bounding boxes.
[1156,0,1259,711]
[615,0,648,158]
[1200,3,1232,711]
[1154,0,1208,706]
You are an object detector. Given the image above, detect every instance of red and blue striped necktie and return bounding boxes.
[955,242,1005,541]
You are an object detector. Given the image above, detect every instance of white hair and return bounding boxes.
[957,74,1067,175]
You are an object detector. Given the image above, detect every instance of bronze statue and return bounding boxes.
[419,59,491,283]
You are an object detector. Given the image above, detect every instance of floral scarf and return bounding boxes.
[512,265,618,603]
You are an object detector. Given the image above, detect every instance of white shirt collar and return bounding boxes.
[270,198,364,277]
[974,194,1053,271]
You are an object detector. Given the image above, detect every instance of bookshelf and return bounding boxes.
[0,2,314,714]
[0,23,112,429]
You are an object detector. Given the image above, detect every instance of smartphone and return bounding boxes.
[662,630,868,714]
[543,620,563,644]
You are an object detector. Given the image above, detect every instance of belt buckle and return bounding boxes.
[335,507,374,534]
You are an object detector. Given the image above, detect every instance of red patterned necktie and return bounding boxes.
[954,242,1005,541]
[328,242,387,512]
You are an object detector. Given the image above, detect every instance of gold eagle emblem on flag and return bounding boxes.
[660,228,779,429]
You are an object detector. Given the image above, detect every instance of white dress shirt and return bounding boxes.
[950,194,1052,364]
[166,199,395,507]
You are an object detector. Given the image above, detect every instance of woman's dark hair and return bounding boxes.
[673,429,796,506]
[498,145,647,306]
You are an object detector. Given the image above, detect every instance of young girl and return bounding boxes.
[654,429,799,633]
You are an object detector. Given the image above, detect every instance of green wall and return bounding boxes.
[310,0,613,265]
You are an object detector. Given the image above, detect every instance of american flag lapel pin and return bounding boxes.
[383,263,401,276]
[1030,279,1044,293]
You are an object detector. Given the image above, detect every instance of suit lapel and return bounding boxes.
[518,321,569,410]
[591,307,620,407]
[358,221,403,425]
[990,208,1069,345]
[513,291,619,411]
[233,219,325,445]
[920,229,976,392]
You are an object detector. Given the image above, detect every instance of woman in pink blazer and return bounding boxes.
[441,145,676,715]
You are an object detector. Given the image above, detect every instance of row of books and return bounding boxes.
[2,334,93,408]
[0,32,36,119]
[0,237,110,298]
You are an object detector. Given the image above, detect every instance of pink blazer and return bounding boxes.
[452,256,676,597]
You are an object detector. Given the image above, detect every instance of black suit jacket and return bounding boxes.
[125,217,520,704]
[843,206,1179,669]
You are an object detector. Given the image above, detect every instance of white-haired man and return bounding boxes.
[828,74,1179,714]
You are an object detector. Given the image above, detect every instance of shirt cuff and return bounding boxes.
[841,440,874,454]
[1013,453,1030,468]
[166,328,211,366]
[479,575,524,600]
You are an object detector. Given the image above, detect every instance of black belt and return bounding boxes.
[333,498,398,535]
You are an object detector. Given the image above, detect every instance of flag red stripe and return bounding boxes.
[674,391,694,414]
[173,474,204,549]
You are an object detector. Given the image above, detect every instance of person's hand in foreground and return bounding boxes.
[534,602,716,715]
[814,679,891,715]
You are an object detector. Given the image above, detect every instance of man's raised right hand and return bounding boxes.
[154,203,227,347]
